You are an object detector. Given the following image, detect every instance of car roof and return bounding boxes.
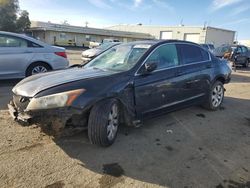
[125,39,201,46]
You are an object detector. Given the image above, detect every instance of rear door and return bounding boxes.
[134,43,181,115]
[175,43,211,102]
[0,34,34,78]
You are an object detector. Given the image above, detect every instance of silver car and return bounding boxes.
[81,42,121,63]
[0,31,69,79]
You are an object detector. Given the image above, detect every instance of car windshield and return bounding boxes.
[85,43,151,72]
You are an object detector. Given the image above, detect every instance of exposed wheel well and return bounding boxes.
[215,77,226,84]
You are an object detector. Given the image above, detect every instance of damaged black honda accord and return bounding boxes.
[8,40,231,146]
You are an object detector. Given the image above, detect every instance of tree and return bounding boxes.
[0,0,19,32]
[16,10,31,32]
[0,0,31,32]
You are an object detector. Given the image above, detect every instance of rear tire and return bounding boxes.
[26,62,51,77]
[88,99,120,147]
[203,81,224,111]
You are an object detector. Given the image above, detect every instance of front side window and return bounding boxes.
[0,35,28,47]
[178,44,209,64]
[145,44,179,70]
[85,43,150,72]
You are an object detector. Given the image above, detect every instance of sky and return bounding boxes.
[19,0,250,40]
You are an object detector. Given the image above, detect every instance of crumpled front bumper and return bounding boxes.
[8,102,32,124]
[8,101,83,126]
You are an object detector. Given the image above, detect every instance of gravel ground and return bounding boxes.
[0,55,249,187]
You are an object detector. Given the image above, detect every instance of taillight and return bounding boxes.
[55,52,67,58]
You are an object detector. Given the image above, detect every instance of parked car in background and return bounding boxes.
[214,44,250,67]
[102,39,120,43]
[81,42,121,63]
[89,41,101,49]
[89,39,120,49]
[0,31,69,79]
[8,40,231,147]
[200,43,215,53]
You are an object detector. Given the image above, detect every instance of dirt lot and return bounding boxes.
[0,52,249,187]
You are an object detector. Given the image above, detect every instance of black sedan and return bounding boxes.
[8,40,232,147]
[214,44,250,68]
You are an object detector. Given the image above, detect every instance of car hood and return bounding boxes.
[13,67,113,97]
[82,48,101,58]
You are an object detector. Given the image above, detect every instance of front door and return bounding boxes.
[134,43,181,115]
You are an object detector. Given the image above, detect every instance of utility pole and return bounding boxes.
[85,21,89,27]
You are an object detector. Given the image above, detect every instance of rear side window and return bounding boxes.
[178,44,209,64]
[0,34,28,47]
[28,41,42,48]
[241,46,248,53]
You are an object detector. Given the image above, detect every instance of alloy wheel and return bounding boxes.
[31,66,48,75]
[211,85,224,108]
[107,103,119,141]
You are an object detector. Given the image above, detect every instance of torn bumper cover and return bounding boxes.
[8,101,83,127]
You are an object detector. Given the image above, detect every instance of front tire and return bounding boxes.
[88,99,120,147]
[203,81,224,111]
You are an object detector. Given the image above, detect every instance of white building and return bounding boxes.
[108,25,236,47]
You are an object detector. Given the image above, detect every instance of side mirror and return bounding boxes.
[144,62,157,73]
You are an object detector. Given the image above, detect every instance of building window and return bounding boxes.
[60,33,66,39]
[86,35,91,41]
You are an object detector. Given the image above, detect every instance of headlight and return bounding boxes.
[26,89,85,111]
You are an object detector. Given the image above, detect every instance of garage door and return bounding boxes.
[184,33,200,43]
[160,31,173,39]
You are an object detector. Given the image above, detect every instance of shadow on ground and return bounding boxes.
[0,79,21,110]
[53,96,250,187]
[229,67,250,83]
